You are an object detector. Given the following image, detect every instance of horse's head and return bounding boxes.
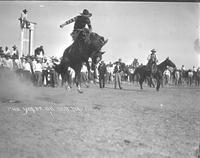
[164,57,176,68]
[78,28,91,44]
[91,51,105,65]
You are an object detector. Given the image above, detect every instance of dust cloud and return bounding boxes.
[0,70,41,102]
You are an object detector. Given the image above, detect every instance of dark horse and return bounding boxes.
[53,28,108,93]
[133,57,176,91]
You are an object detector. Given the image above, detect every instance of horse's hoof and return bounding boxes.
[86,85,89,88]
[65,86,71,91]
[77,89,83,93]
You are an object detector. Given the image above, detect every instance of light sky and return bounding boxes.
[0,1,200,68]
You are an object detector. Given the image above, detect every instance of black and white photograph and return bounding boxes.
[0,1,200,158]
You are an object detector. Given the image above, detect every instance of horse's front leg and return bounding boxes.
[61,72,71,91]
[85,60,91,80]
[156,73,162,91]
[75,70,83,93]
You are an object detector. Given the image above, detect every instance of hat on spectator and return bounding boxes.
[151,49,156,53]
[12,45,17,49]
[23,9,28,13]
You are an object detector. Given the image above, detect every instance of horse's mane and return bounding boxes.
[157,58,174,73]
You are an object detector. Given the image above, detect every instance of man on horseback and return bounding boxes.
[60,9,93,41]
[147,49,158,74]
[56,9,108,93]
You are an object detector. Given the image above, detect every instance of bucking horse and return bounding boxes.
[133,57,176,91]
[53,28,108,93]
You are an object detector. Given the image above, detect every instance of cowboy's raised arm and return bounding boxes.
[147,54,150,61]
[60,16,77,28]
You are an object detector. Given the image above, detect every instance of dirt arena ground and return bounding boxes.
[0,74,200,158]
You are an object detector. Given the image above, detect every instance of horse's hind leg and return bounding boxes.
[156,80,160,91]
[139,78,144,89]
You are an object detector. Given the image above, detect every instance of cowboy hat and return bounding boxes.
[80,9,92,17]
[23,9,28,13]
[12,45,17,49]
[151,49,156,53]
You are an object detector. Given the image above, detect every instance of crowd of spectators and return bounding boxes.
[0,45,61,87]
[1,45,200,89]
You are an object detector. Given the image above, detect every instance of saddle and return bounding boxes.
[71,29,88,41]
[71,28,107,49]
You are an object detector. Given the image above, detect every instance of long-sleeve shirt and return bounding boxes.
[34,62,42,72]
[113,64,122,74]
[20,12,28,22]
[81,64,88,73]
[62,15,92,30]
[147,53,157,62]
[3,58,13,70]
[23,62,31,72]
[98,63,107,76]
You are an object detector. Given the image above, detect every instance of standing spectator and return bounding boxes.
[34,59,43,86]
[0,53,4,69]
[98,61,107,88]
[5,46,11,56]
[0,47,4,68]
[12,45,19,59]
[193,66,197,72]
[35,46,45,60]
[5,54,13,71]
[80,63,89,87]
[181,65,186,71]
[22,57,32,82]
[106,62,114,84]
[13,57,23,71]
[52,57,61,87]
[113,60,123,89]
[48,58,58,87]
[42,57,48,86]
[15,57,25,79]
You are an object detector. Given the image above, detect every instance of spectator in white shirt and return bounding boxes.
[42,58,48,86]
[23,59,32,82]
[80,63,89,87]
[4,55,13,70]
[12,45,19,59]
[34,60,43,86]
[193,66,197,72]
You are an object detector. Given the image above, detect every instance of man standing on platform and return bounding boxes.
[19,9,30,29]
